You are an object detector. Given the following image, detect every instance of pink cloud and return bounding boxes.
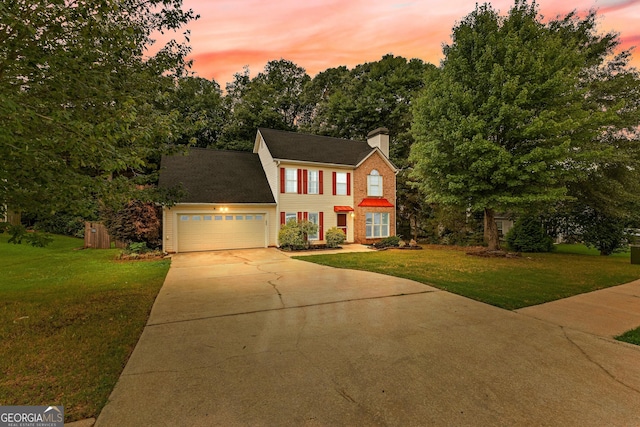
[176,0,640,84]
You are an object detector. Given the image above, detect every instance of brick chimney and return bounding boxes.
[367,127,390,158]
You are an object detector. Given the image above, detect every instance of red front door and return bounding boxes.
[337,213,347,235]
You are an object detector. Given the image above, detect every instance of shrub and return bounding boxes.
[278,220,306,250]
[0,222,9,233]
[325,227,346,248]
[7,224,27,244]
[373,235,401,248]
[102,200,162,249]
[506,215,554,253]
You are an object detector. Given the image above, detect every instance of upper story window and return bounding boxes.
[285,168,297,193]
[367,169,383,196]
[308,170,319,194]
[334,172,350,196]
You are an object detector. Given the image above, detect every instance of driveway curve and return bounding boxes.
[96,248,640,426]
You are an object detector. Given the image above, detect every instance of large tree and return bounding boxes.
[410,1,640,250]
[0,0,196,217]
[221,59,311,150]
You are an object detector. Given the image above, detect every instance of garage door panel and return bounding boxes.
[178,213,266,252]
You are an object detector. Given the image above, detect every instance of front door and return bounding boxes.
[337,213,347,236]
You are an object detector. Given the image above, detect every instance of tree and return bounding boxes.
[0,0,197,218]
[221,59,311,150]
[166,76,228,149]
[410,1,640,251]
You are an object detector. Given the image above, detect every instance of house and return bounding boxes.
[159,128,397,253]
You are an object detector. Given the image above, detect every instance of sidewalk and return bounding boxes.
[516,279,640,337]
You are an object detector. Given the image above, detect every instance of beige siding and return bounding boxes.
[277,163,356,244]
[255,134,279,201]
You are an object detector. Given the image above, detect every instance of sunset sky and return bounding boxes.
[164,0,640,87]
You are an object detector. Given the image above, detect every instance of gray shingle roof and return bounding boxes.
[258,128,374,166]
[159,149,275,204]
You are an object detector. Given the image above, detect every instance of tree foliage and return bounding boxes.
[506,214,554,253]
[410,1,640,250]
[0,0,197,217]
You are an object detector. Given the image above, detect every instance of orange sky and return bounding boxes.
[161,0,640,86]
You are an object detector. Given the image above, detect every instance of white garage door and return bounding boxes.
[177,213,266,252]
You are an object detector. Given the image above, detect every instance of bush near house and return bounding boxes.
[278,219,319,250]
[325,227,346,248]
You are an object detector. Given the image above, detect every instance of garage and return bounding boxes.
[177,213,267,252]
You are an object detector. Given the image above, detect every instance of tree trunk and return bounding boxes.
[484,208,500,251]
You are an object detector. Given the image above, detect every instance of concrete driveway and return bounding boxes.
[96,249,640,426]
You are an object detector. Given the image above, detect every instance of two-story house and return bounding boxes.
[159,128,397,253]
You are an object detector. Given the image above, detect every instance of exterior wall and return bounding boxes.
[162,204,277,253]
[255,134,279,202]
[276,162,355,244]
[353,152,397,244]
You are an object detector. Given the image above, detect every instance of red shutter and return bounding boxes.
[280,212,286,225]
[346,172,351,196]
[319,212,324,240]
[303,169,308,194]
[297,211,302,221]
[319,170,324,194]
[297,169,303,194]
[332,172,337,195]
[280,168,285,194]
[303,212,308,220]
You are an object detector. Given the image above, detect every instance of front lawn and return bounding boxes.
[298,244,640,310]
[0,234,170,423]
[616,327,640,346]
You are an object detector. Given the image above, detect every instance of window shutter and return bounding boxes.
[280,168,285,194]
[297,211,302,221]
[332,172,337,195]
[280,212,286,225]
[319,170,324,194]
[303,169,308,194]
[303,212,308,220]
[346,172,351,196]
[319,212,324,240]
[297,169,303,194]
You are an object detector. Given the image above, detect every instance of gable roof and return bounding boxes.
[257,128,375,166]
[159,148,275,204]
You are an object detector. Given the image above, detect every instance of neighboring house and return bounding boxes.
[159,127,397,253]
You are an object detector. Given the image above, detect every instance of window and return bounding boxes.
[308,170,319,194]
[246,215,254,220]
[285,168,297,193]
[204,215,212,221]
[366,213,389,238]
[225,215,233,221]
[285,212,297,224]
[236,215,243,220]
[367,169,383,196]
[307,212,319,240]
[335,172,348,195]
[180,215,189,221]
[496,221,504,237]
[255,215,264,221]
[214,215,223,221]
[192,215,201,221]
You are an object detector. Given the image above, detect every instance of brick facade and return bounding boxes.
[353,152,396,244]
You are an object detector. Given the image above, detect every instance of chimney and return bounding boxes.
[367,127,390,158]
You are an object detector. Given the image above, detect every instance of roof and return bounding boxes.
[159,148,276,204]
[257,128,375,166]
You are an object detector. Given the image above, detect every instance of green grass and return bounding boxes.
[297,244,640,310]
[0,234,170,422]
[616,327,640,346]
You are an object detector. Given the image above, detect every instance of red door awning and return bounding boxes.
[357,198,394,207]
[334,206,354,212]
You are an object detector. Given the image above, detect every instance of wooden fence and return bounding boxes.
[84,222,126,249]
